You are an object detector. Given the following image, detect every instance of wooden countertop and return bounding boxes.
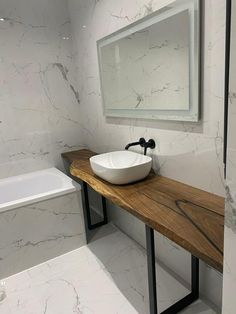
[62,149,225,273]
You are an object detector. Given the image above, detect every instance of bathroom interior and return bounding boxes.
[0,0,235,313]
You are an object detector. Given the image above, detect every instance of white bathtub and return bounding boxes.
[0,168,81,213]
[0,168,86,279]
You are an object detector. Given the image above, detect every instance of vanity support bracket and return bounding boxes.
[146,225,158,314]
[145,225,199,314]
[82,181,108,230]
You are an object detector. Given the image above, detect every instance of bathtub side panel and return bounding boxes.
[0,191,86,279]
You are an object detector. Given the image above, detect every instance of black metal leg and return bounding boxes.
[145,225,199,314]
[146,225,158,314]
[82,181,108,230]
[161,255,199,314]
[191,255,199,300]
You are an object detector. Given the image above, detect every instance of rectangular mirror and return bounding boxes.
[97,0,201,122]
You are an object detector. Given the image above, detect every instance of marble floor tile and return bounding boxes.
[0,224,218,314]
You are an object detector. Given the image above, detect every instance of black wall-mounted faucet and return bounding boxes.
[125,138,156,155]
[125,138,146,150]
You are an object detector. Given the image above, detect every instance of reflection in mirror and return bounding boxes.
[97,0,201,122]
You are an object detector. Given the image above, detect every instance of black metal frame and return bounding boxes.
[223,0,232,177]
[145,225,199,314]
[82,181,108,230]
[146,226,158,314]
[80,182,199,314]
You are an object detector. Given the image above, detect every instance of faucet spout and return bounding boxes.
[125,138,146,150]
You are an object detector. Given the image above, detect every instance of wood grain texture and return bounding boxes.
[62,149,225,272]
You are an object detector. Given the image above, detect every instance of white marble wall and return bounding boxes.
[0,0,84,179]
[68,0,226,309]
[0,192,86,279]
[68,0,225,196]
[222,1,236,313]
[0,0,227,309]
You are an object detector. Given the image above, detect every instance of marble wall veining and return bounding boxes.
[0,224,218,314]
[68,0,226,198]
[68,0,226,309]
[99,9,190,112]
[0,0,84,179]
[222,1,236,313]
[0,0,229,310]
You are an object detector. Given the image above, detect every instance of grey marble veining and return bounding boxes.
[0,224,218,314]
[0,0,84,179]
[68,0,225,308]
[99,9,190,113]
[69,0,225,197]
[0,0,228,310]
[0,192,86,279]
[225,185,236,233]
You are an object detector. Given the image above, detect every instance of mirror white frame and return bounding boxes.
[97,0,201,122]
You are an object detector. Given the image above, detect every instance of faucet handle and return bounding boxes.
[147,139,155,149]
[139,138,146,147]
[143,139,156,155]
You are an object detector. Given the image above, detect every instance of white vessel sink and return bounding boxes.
[90,150,152,185]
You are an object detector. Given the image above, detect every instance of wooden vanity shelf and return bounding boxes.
[62,149,225,314]
[62,149,224,272]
